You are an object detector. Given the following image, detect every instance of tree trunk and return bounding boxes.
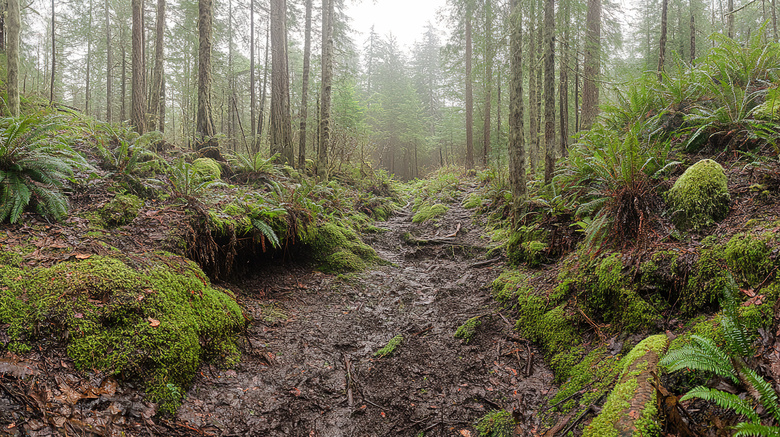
[528,0,538,173]
[131,0,146,133]
[0,1,6,53]
[543,0,556,184]
[482,0,492,168]
[150,0,165,131]
[773,0,778,40]
[121,41,126,120]
[559,0,569,157]
[317,0,334,179]
[298,0,312,169]
[581,0,601,129]
[250,0,256,149]
[270,0,293,164]
[105,0,112,122]
[7,0,19,116]
[86,0,93,115]
[658,0,668,80]
[728,0,734,38]
[50,0,55,104]
[465,6,474,171]
[257,22,269,151]
[159,75,165,133]
[509,0,526,200]
[197,0,215,141]
[690,0,696,63]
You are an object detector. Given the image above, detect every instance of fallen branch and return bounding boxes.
[444,223,461,238]
[469,257,502,268]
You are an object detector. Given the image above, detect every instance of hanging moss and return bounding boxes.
[666,159,730,232]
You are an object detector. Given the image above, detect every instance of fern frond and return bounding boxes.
[734,422,780,437]
[250,218,281,249]
[681,386,760,423]
[660,335,738,384]
[739,366,780,423]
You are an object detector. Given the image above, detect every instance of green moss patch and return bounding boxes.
[193,157,222,181]
[724,232,774,287]
[584,334,669,437]
[454,316,482,343]
[374,334,403,358]
[99,194,143,227]
[666,159,730,231]
[412,203,449,223]
[0,253,244,413]
[507,225,549,268]
[474,410,515,437]
[310,222,378,273]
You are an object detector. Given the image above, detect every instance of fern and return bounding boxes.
[660,334,738,384]
[681,386,760,423]
[735,423,780,437]
[250,218,281,249]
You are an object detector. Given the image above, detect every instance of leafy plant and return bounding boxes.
[167,159,225,202]
[95,127,165,195]
[660,278,780,436]
[228,151,281,176]
[0,115,87,223]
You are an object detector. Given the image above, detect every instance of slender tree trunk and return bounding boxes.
[250,0,256,150]
[658,0,668,80]
[465,6,474,171]
[105,0,112,122]
[690,0,696,63]
[150,0,165,131]
[581,0,601,129]
[86,0,93,114]
[0,2,6,53]
[7,0,19,116]
[121,41,127,120]
[773,0,778,40]
[528,0,538,174]
[298,0,312,169]
[270,0,293,163]
[482,0,492,167]
[559,0,569,157]
[509,0,526,200]
[543,0,555,184]
[318,0,334,179]
[257,23,269,150]
[728,0,734,38]
[197,0,215,141]
[159,75,165,133]
[131,0,146,133]
[50,0,55,104]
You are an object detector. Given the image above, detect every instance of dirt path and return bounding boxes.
[177,187,555,436]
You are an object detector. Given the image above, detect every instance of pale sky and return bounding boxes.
[345,0,450,52]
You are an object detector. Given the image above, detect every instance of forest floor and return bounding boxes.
[0,184,556,437]
[175,185,554,436]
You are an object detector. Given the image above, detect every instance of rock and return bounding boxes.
[667,159,730,231]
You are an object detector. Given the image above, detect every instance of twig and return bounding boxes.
[444,223,461,238]
[525,343,534,378]
[469,257,502,268]
[345,356,354,407]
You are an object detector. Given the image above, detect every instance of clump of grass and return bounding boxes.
[374,334,403,358]
[412,203,448,224]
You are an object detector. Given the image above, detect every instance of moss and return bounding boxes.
[546,348,621,416]
[193,158,222,181]
[724,232,774,287]
[454,316,482,343]
[309,222,377,273]
[507,225,549,267]
[684,247,727,315]
[666,159,730,231]
[583,335,668,437]
[492,271,529,305]
[99,194,142,227]
[474,410,515,437]
[374,334,403,358]
[412,203,449,223]
[0,254,244,414]
[587,254,660,330]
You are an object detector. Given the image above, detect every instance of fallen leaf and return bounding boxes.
[148,317,160,327]
[75,254,91,260]
[290,387,301,397]
[460,431,472,437]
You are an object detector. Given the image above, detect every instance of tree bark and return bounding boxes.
[581,0,601,129]
[150,0,165,131]
[559,0,569,157]
[86,0,93,115]
[250,0,256,149]
[690,0,696,63]
[270,0,293,164]
[105,0,112,122]
[7,0,19,116]
[131,0,146,134]
[298,0,312,169]
[509,0,526,200]
[317,0,334,179]
[728,0,734,38]
[528,0,538,173]
[465,6,474,171]
[257,22,269,150]
[50,0,55,104]
[482,0,492,167]
[196,0,215,141]
[658,0,668,80]
[543,0,556,184]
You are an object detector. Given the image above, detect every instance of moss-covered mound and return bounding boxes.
[507,225,549,268]
[0,253,244,413]
[99,193,143,227]
[310,222,378,273]
[667,159,730,231]
[193,157,222,181]
[412,203,449,223]
[584,334,669,437]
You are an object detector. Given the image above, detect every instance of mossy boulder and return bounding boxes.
[310,222,377,273]
[99,193,143,227]
[667,159,730,231]
[0,253,244,413]
[724,232,774,287]
[507,225,549,268]
[193,157,222,181]
[584,334,670,437]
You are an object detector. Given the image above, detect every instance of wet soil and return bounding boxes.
[176,187,555,436]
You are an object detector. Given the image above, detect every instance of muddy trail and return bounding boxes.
[177,186,555,436]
